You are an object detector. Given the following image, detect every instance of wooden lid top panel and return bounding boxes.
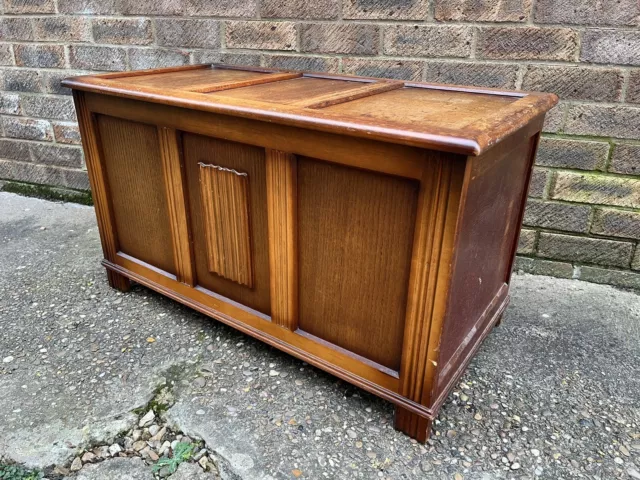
[62,64,558,156]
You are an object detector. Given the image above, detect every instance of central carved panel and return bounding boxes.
[199,163,253,287]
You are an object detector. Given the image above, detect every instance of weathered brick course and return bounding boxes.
[536,138,609,171]
[302,24,379,55]
[226,21,297,51]
[609,144,640,176]
[92,18,153,45]
[552,172,640,209]
[344,0,428,20]
[0,93,21,115]
[425,62,518,88]
[515,256,574,278]
[128,48,190,70]
[57,0,119,15]
[14,45,66,69]
[534,0,639,26]
[477,27,578,61]
[5,0,55,14]
[592,208,640,240]
[263,55,339,72]
[0,138,31,162]
[384,25,472,58]
[69,45,126,71]
[581,30,640,66]
[633,249,640,271]
[20,95,76,121]
[538,232,633,267]
[191,51,261,67]
[186,0,257,17]
[435,0,531,22]
[564,105,640,140]
[1,69,42,92]
[522,65,624,102]
[155,19,220,49]
[343,59,422,81]
[524,199,591,233]
[2,116,52,141]
[0,18,34,41]
[29,143,83,168]
[263,0,339,19]
[579,267,640,290]
[541,105,564,133]
[32,17,91,42]
[0,159,89,190]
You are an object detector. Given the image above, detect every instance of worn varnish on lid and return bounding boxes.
[63,64,557,155]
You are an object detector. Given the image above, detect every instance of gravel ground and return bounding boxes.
[0,191,638,480]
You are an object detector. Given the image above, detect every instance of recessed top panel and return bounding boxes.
[211,77,367,105]
[121,68,268,89]
[323,87,518,130]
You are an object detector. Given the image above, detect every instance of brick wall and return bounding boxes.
[1,0,639,289]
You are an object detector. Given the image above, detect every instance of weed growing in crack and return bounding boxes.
[0,464,42,480]
[151,442,194,474]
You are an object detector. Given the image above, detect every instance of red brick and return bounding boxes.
[343,59,422,81]
[226,21,297,51]
[0,139,31,162]
[30,143,83,168]
[57,0,119,14]
[581,30,640,66]
[528,168,549,198]
[609,144,640,176]
[20,95,76,121]
[477,27,578,61]
[344,0,429,20]
[522,65,623,102]
[435,0,531,22]
[119,0,182,15]
[14,44,66,69]
[425,62,518,88]
[301,24,379,55]
[262,0,339,19]
[53,122,81,145]
[383,25,472,58]
[92,18,153,45]
[0,92,20,115]
[534,0,639,26]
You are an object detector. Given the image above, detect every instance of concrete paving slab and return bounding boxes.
[0,192,638,479]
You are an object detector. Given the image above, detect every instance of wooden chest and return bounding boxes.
[63,65,557,442]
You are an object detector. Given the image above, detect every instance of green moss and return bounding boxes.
[0,463,42,480]
[1,180,93,206]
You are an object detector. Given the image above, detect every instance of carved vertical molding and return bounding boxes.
[396,153,465,439]
[73,91,118,261]
[266,149,298,330]
[73,90,129,291]
[159,127,195,286]
[199,163,253,287]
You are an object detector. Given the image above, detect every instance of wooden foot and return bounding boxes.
[494,313,503,327]
[107,269,131,292]
[394,406,433,443]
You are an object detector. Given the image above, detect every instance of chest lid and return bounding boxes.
[62,64,557,156]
